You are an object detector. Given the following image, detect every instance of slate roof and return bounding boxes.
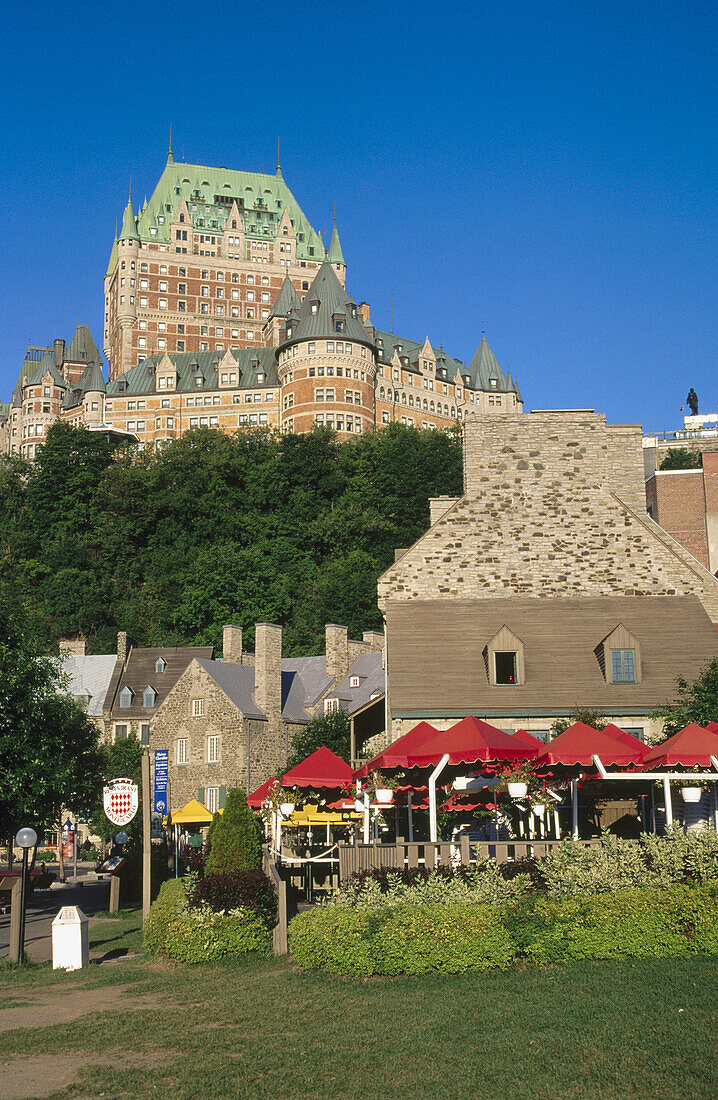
[281,260,372,348]
[107,347,278,397]
[269,274,301,319]
[327,222,345,265]
[60,654,117,717]
[108,159,324,274]
[468,335,521,398]
[66,325,103,366]
[64,361,107,408]
[107,645,214,719]
[119,196,140,241]
[374,330,520,397]
[26,352,66,390]
[329,652,385,713]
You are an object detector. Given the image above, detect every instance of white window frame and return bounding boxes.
[192,698,205,717]
[207,735,219,763]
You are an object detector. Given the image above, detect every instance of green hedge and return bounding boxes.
[509,884,718,964]
[288,901,516,976]
[144,877,272,963]
[289,884,718,976]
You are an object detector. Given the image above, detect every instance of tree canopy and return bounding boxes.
[0,584,102,840]
[653,657,718,737]
[285,710,352,771]
[659,447,703,471]
[0,422,463,655]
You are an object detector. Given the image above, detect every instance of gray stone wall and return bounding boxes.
[379,411,718,621]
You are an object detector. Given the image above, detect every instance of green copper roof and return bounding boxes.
[108,158,325,274]
[66,324,103,365]
[281,260,372,348]
[107,348,278,397]
[468,335,521,396]
[27,352,66,389]
[106,233,117,277]
[327,221,345,266]
[269,275,301,319]
[119,196,139,241]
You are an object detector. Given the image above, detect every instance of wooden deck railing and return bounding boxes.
[337,837,602,883]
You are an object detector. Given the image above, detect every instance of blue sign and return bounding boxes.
[154,749,169,814]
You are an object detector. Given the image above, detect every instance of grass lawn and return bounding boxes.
[0,918,716,1099]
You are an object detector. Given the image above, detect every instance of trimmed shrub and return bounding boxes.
[205,787,261,874]
[288,901,516,976]
[509,884,718,964]
[144,876,272,963]
[337,862,531,910]
[190,870,277,925]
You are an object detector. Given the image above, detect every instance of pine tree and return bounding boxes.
[204,787,261,873]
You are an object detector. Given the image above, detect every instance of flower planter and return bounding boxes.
[507,782,528,799]
[453,776,470,791]
[280,802,295,817]
[375,789,394,804]
[681,787,702,803]
[532,804,546,816]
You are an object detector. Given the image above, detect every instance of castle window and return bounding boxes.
[327,341,334,353]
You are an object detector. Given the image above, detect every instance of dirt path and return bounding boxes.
[0,982,162,1032]
[0,1051,172,1099]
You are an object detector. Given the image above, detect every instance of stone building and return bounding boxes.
[150,622,385,812]
[378,410,718,744]
[58,638,116,737]
[645,451,718,575]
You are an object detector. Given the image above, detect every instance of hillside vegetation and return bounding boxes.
[0,422,462,655]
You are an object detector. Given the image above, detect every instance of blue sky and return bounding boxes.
[2,1,716,429]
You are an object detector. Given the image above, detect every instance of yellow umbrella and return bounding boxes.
[170,798,214,826]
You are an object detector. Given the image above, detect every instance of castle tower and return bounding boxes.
[327,219,346,287]
[112,193,140,379]
[276,259,376,437]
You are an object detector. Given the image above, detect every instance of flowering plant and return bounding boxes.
[261,781,308,817]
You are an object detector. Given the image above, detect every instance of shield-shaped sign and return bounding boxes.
[103,777,139,827]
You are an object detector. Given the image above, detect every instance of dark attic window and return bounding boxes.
[494,651,517,685]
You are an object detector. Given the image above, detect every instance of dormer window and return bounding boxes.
[155,657,166,674]
[596,625,641,684]
[349,676,360,688]
[484,626,524,686]
[143,685,157,708]
[490,378,497,388]
[119,686,133,709]
[311,301,319,314]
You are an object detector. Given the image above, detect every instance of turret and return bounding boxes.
[115,189,139,377]
[327,219,346,286]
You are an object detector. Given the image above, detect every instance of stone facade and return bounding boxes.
[379,411,718,622]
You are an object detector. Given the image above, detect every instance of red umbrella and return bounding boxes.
[356,721,440,777]
[535,722,646,769]
[281,746,355,789]
[706,721,718,734]
[510,729,546,751]
[643,724,718,768]
[405,716,537,770]
[602,723,651,760]
[247,777,278,808]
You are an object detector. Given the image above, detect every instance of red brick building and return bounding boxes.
[646,451,718,574]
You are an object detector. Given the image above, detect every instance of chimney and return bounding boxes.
[117,631,132,664]
[362,630,384,652]
[254,623,282,718]
[54,338,65,371]
[222,624,243,665]
[429,496,459,525]
[325,624,350,681]
[59,637,86,656]
[359,301,371,324]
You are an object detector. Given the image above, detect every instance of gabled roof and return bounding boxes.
[60,654,117,718]
[268,275,301,320]
[107,645,213,718]
[107,347,277,397]
[535,722,647,769]
[66,325,103,366]
[281,260,371,348]
[643,724,718,768]
[331,651,385,714]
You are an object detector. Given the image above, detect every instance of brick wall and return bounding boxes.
[645,470,708,568]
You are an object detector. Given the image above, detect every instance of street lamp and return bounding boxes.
[15,826,38,967]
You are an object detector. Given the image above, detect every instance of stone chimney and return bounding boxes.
[255,623,282,719]
[59,637,86,656]
[53,338,65,370]
[325,624,350,681]
[362,630,384,651]
[222,624,243,665]
[359,301,371,324]
[117,631,132,664]
[429,496,459,526]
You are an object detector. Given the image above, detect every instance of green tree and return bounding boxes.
[551,708,608,736]
[205,788,261,873]
[659,448,702,470]
[653,657,718,737]
[286,710,352,771]
[0,585,101,842]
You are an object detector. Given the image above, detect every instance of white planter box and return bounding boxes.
[532,804,546,816]
[507,782,528,798]
[375,789,393,804]
[280,802,295,817]
[681,787,702,803]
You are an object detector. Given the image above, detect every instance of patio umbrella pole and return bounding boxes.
[363,792,370,845]
[571,779,579,840]
[408,793,414,842]
[663,776,673,828]
[429,754,450,843]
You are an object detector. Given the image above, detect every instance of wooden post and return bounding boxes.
[58,819,65,883]
[350,717,356,767]
[663,776,673,828]
[109,874,120,915]
[8,880,22,963]
[142,751,151,921]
